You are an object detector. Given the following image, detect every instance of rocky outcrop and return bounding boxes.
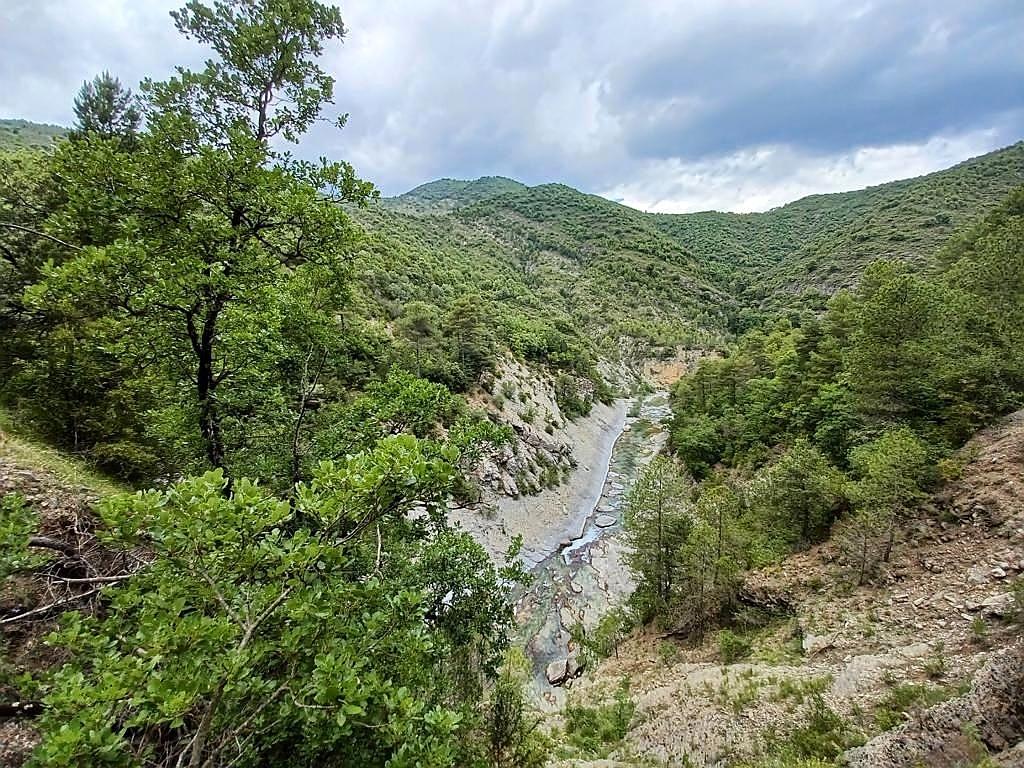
[546,655,585,686]
[844,642,1024,768]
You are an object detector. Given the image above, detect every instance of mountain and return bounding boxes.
[0,119,66,151]
[653,140,1024,310]
[354,141,1024,350]
[385,175,527,213]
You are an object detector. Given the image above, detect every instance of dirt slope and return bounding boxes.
[560,410,1024,767]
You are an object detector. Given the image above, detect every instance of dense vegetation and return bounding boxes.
[1,1,1022,765]
[623,185,1024,638]
[0,120,66,151]
[0,2,535,765]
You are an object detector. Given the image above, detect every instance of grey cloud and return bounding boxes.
[1,0,1022,208]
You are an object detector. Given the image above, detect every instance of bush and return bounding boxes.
[563,678,635,757]
[718,629,752,664]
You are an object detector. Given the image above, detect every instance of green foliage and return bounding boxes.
[31,437,514,768]
[480,650,549,768]
[624,459,747,634]
[750,439,845,548]
[0,493,45,579]
[717,629,752,664]
[873,683,953,731]
[70,71,140,145]
[0,119,66,151]
[563,678,635,758]
[569,608,631,667]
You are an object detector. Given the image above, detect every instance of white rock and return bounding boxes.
[546,659,568,685]
[980,592,1014,618]
[802,633,836,656]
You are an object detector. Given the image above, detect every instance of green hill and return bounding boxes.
[653,141,1024,314]
[385,175,527,213]
[0,118,66,151]
[353,141,1024,347]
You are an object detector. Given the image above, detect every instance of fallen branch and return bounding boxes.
[0,586,104,626]
[28,535,78,556]
[49,573,134,584]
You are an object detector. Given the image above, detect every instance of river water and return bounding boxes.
[514,390,671,705]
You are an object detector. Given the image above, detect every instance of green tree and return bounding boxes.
[71,72,140,145]
[31,435,513,767]
[623,457,693,622]
[847,427,930,563]
[28,0,375,480]
[751,439,845,548]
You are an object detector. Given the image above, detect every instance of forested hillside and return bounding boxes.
[351,141,1024,343]
[0,120,66,151]
[1,1,1023,766]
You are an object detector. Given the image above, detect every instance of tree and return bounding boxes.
[751,438,844,548]
[847,427,930,563]
[482,650,548,768]
[623,457,693,622]
[846,261,948,430]
[71,72,141,145]
[835,505,888,586]
[29,0,376,481]
[31,435,514,767]
[695,481,742,583]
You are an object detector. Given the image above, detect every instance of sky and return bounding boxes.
[2,0,1023,213]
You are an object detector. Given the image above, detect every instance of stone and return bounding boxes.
[546,656,584,686]
[546,659,568,686]
[802,632,836,656]
[980,592,1014,618]
[595,514,616,528]
[967,565,990,585]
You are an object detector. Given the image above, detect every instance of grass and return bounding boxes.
[0,408,126,498]
[872,682,957,731]
[561,678,636,759]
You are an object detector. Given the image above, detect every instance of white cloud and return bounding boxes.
[603,128,1009,213]
[1,0,1022,207]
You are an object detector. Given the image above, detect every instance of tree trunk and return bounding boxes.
[197,311,227,477]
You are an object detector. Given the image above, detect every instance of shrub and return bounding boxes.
[564,678,635,757]
[718,629,752,664]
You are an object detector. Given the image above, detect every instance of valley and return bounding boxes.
[1,4,1023,763]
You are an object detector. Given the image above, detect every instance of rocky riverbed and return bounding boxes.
[513,391,672,706]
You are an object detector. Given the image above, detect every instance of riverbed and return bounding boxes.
[514,390,672,706]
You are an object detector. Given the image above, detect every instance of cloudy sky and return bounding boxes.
[2,0,1023,212]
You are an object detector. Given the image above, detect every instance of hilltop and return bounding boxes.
[352,141,1024,350]
[0,119,66,151]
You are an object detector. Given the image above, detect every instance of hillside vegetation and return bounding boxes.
[1,2,1023,766]
[0,120,66,152]
[352,141,1024,345]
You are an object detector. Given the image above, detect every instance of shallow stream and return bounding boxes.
[514,390,671,705]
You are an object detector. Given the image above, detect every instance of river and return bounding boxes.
[514,390,672,706]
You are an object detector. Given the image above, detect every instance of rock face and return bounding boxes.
[844,642,1024,768]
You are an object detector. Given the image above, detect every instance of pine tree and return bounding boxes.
[71,71,141,144]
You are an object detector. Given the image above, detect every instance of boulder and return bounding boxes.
[981,592,1015,618]
[546,659,568,686]
[545,655,585,686]
[802,632,836,657]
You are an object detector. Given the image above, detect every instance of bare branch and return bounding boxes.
[0,222,82,251]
